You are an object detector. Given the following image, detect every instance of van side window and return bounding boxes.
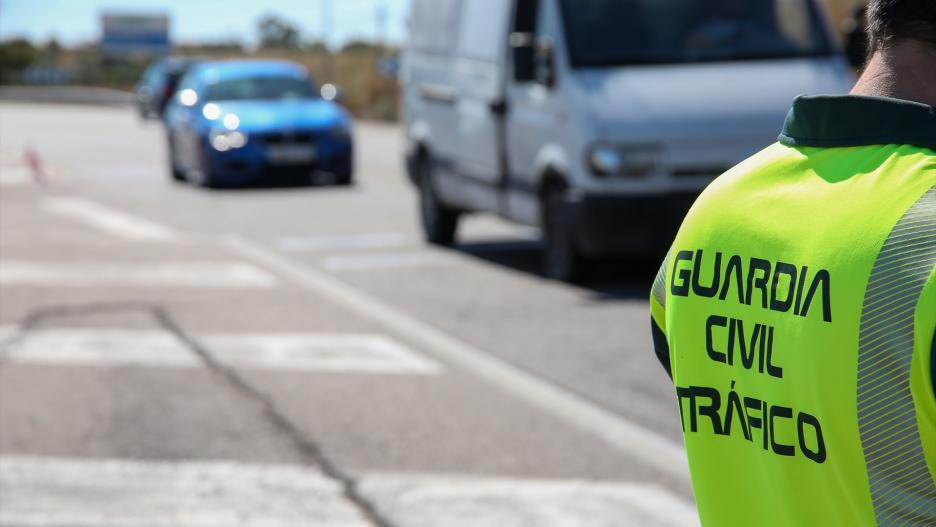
[410,0,462,54]
[532,0,556,86]
[511,0,541,82]
[458,0,508,62]
[514,0,540,35]
[534,0,551,41]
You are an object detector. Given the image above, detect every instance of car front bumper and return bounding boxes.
[203,134,353,184]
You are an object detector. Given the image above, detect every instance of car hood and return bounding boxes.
[577,57,853,141]
[207,99,348,133]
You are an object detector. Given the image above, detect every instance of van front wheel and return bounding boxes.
[543,185,586,281]
[418,157,460,246]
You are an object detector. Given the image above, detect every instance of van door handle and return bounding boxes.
[418,83,457,105]
[489,99,508,116]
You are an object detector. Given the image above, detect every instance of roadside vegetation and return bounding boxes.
[0,15,400,121]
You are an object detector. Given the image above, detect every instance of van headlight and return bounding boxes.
[588,144,660,177]
[210,130,249,152]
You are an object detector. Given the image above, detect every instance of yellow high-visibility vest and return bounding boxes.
[651,95,936,526]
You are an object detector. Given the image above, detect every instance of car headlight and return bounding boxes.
[210,130,249,152]
[202,103,221,120]
[588,144,660,177]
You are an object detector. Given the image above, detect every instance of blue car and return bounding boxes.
[165,60,353,187]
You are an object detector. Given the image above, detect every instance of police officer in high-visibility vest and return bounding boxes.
[650,1,935,525]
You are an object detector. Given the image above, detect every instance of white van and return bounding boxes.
[403,0,853,280]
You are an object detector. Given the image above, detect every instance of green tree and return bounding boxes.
[0,39,39,83]
[44,38,62,56]
[257,15,301,49]
[303,40,330,54]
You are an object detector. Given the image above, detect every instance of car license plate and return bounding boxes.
[267,144,316,164]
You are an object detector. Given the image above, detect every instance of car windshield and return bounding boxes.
[142,63,166,85]
[205,75,317,102]
[559,0,833,67]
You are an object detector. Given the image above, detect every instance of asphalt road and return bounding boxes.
[0,102,696,526]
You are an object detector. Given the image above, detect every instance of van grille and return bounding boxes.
[672,166,729,179]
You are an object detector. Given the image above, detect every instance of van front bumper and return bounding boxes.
[567,191,700,256]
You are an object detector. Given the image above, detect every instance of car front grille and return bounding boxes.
[260,132,317,145]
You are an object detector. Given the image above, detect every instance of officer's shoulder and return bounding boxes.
[690,142,794,209]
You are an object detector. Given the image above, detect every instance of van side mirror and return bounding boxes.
[535,38,556,88]
[510,32,536,82]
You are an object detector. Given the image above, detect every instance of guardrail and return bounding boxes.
[0,86,134,106]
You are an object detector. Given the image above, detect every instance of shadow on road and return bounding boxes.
[453,239,664,302]
[192,179,356,192]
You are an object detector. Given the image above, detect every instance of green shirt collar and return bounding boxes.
[778,95,936,150]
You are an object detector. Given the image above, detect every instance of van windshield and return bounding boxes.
[559,0,834,67]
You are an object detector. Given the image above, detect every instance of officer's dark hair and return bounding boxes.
[865,0,936,52]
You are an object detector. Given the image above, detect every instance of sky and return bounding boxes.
[0,0,412,47]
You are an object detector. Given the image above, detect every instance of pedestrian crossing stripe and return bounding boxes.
[0,166,33,186]
[1,328,443,375]
[0,456,370,527]
[362,472,700,527]
[0,260,279,288]
[42,196,176,242]
[0,456,699,527]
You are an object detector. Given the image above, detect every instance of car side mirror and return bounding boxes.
[535,38,556,88]
[510,32,536,82]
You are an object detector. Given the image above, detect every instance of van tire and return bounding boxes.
[543,184,586,282]
[418,155,459,246]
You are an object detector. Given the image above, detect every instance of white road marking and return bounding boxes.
[42,196,176,241]
[0,456,696,527]
[0,260,279,288]
[2,327,442,375]
[0,456,372,527]
[0,165,32,186]
[322,251,449,272]
[278,232,409,253]
[205,333,442,375]
[225,235,692,483]
[0,325,16,348]
[359,472,700,527]
[0,147,21,164]
[3,329,196,367]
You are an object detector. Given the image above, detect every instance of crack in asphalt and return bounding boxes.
[0,301,395,527]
